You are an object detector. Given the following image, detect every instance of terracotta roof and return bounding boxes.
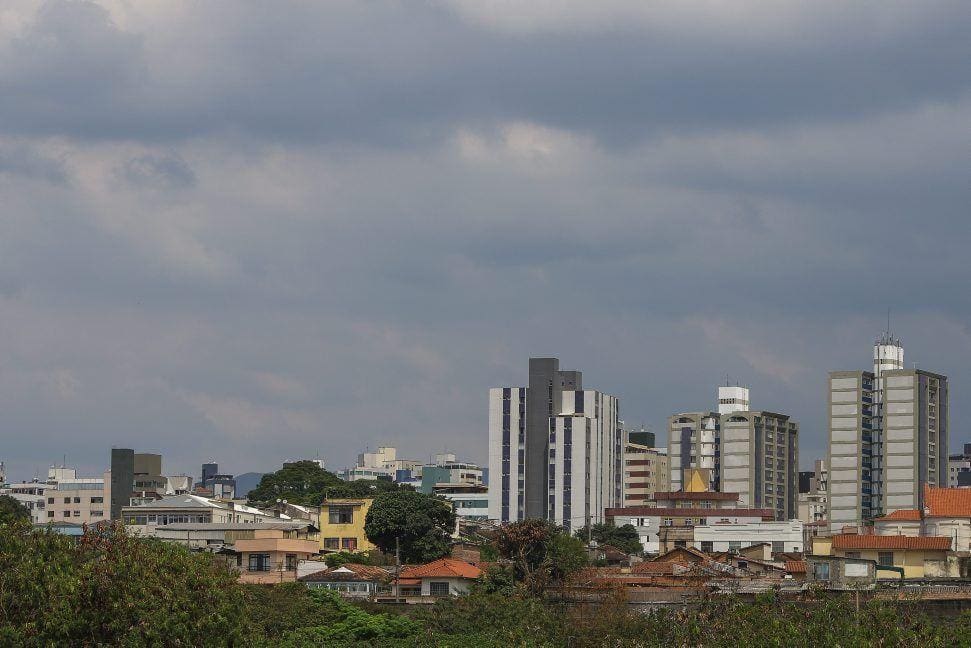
[874,509,922,522]
[651,492,740,501]
[925,485,971,518]
[605,507,775,519]
[299,564,390,583]
[398,558,482,580]
[832,534,951,551]
[785,561,806,574]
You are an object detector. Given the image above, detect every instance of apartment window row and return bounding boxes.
[48,496,104,505]
[323,537,359,551]
[48,510,104,518]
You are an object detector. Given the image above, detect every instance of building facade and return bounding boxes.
[623,443,669,505]
[667,412,720,493]
[488,357,623,531]
[827,334,949,528]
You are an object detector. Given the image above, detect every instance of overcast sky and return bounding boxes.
[1,1,969,481]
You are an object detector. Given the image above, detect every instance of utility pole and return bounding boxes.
[395,536,401,601]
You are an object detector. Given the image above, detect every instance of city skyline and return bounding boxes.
[0,2,968,481]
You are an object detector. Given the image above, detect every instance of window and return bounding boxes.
[429,582,450,596]
[329,506,354,525]
[846,551,861,559]
[674,540,686,548]
[62,511,70,518]
[64,498,71,504]
[90,497,103,504]
[701,541,713,552]
[813,562,830,580]
[73,511,80,517]
[91,511,103,517]
[341,537,358,551]
[285,554,298,571]
[728,541,741,554]
[772,541,784,554]
[324,537,340,550]
[878,552,894,566]
[47,497,54,504]
[248,553,271,572]
[73,497,81,504]
[47,511,54,518]
[662,518,673,527]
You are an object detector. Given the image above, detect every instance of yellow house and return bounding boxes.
[814,533,952,579]
[319,498,375,553]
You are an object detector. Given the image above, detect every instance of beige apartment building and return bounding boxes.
[43,469,111,525]
[624,443,669,505]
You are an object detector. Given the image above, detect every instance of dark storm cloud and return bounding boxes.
[0,1,968,477]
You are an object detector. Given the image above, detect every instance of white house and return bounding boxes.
[691,520,804,554]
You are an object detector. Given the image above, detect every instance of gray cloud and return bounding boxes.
[0,1,968,479]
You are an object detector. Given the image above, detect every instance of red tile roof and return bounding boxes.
[605,507,775,519]
[925,485,971,518]
[832,534,951,551]
[785,561,807,574]
[874,509,922,522]
[398,558,482,580]
[631,561,685,574]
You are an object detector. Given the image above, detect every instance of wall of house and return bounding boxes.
[925,518,971,553]
[833,548,952,579]
[873,520,921,537]
[319,500,375,552]
[420,576,473,596]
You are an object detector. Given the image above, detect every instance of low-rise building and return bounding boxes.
[420,454,484,493]
[812,534,953,578]
[691,520,804,554]
[606,504,775,554]
[235,526,321,584]
[298,563,390,597]
[432,484,489,521]
[121,494,271,535]
[319,498,375,553]
[872,486,971,553]
[153,520,314,550]
[394,558,482,598]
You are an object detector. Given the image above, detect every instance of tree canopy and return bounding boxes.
[494,519,587,593]
[0,495,30,526]
[247,460,402,505]
[574,523,643,555]
[364,489,456,563]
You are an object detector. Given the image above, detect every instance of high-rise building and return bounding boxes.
[667,412,720,492]
[109,450,166,520]
[669,386,799,520]
[623,442,669,505]
[826,332,949,529]
[487,357,622,531]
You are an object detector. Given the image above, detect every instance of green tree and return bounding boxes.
[494,519,587,594]
[364,490,456,563]
[0,523,252,645]
[573,523,643,555]
[0,495,30,526]
[247,460,401,506]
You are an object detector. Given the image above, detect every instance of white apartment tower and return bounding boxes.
[827,332,948,529]
[718,385,751,415]
[488,358,622,532]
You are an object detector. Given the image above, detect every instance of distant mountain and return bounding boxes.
[234,472,264,498]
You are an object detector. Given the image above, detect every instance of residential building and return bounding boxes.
[873,485,971,554]
[4,480,49,523]
[812,533,953,579]
[623,443,669,505]
[153,520,314,550]
[827,332,950,528]
[432,484,489,521]
[948,444,971,487]
[668,412,720,493]
[235,526,321,584]
[341,447,421,482]
[298,563,390,597]
[121,494,271,535]
[487,357,623,531]
[44,469,110,525]
[692,520,804,554]
[719,410,798,520]
[627,426,655,448]
[606,501,775,554]
[668,385,799,519]
[319,498,375,552]
[394,558,482,598]
[420,454,484,494]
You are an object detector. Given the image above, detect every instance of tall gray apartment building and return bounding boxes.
[668,386,800,520]
[487,357,623,531]
[827,333,948,529]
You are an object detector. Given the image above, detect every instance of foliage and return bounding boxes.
[243,581,342,641]
[247,460,401,506]
[324,549,392,567]
[0,523,252,646]
[472,564,517,596]
[0,495,30,526]
[278,589,420,646]
[364,489,456,563]
[573,522,642,555]
[494,519,587,593]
